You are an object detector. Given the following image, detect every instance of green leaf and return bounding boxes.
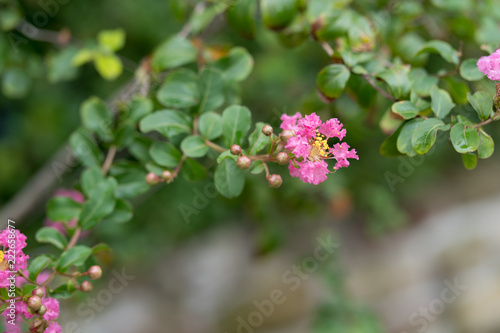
[261,0,299,30]
[416,40,460,65]
[35,227,68,250]
[377,65,411,100]
[215,158,245,198]
[198,112,223,140]
[80,96,114,142]
[391,101,420,120]
[50,282,76,299]
[478,129,495,159]
[78,178,117,230]
[81,167,105,197]
[411,118,449,154]
[28,255,53,282]
[2,68,31,99]
[467,91,493,121]
[213,47,254,82]
[149,142,182,168]
[430,87,455,119]
[97,29,125,52]
[0,4,22,31]
[46,197,82,223]
[222,105,252,147]
[397,118,424,156]
[460,59,485,81]
[72,49,95,66]
[316,64,350,102]
[114,169,149,199]
[92,242,112,254]
[189,3,228,35]
[69,127,104,168]
[94,53,123,81]
[126,97,153,124]
[100,199,133,224]
[462,153,477,170]
[157,69,199,109]
[248,122,269,155]
[152,36,197,71]
[56,246,92,273]
[22,285,38,297]
[181,135,209,158]
[450,123,480,153]
[217,150,237,164]
[47,47,80,83]
[380,124,404,157]
[409,68,438,97]
[226,0,257,39]
[197,68,226,113]
[182,158,207,182]
[249,160,266,174]
[139,110,192,139]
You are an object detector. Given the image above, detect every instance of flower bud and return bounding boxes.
[27,296,42,312]
[87,265,102,280]
[31,287,44,298]
[280,130,293,144]
[37,305,47,316]
[236,156,251,170]
[262,125,273,136]
[32,318,43,328]
[276,152,289,165]
[81,280,93,293]
[230,144,242,156]
[161,170,173,182]
[267,174,283,188]
[145,172,160,185]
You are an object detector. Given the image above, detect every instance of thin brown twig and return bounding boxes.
[362,74,396,101]
[101,145,117,176]
[67,228,81,249]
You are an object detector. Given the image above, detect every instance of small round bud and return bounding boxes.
[81,280,93,293]
[37,305,47,316]
[87,265,103,280]
[145,172,160,185]
[280,130,294,144]
[262,125,273,136]
[236,156,251,170]
[161,170,173,182]
[267,174,283,188]
[230,144,242,156]
[27,296,42,312]
[276,152,289,165]
[32,318,43,328]
[32,287,44,298]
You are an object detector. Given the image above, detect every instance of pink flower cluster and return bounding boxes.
[280,112,358,185]
[0,229,29,288]
[477,49,500,81]
[0,228,62,333]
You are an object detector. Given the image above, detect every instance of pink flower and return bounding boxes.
[280,112,358,185]
[280,112,302,132]
[42,298,60,321]
[288,161,301,178]
[285,136,310,160]
[298,160,329,185]
[45,322,62,333]
[319,118,346,140]
[0,229,29,288]
[477,49,500,81]
[330,142,359,170]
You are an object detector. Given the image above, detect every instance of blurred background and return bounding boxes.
[1,0,500,332]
